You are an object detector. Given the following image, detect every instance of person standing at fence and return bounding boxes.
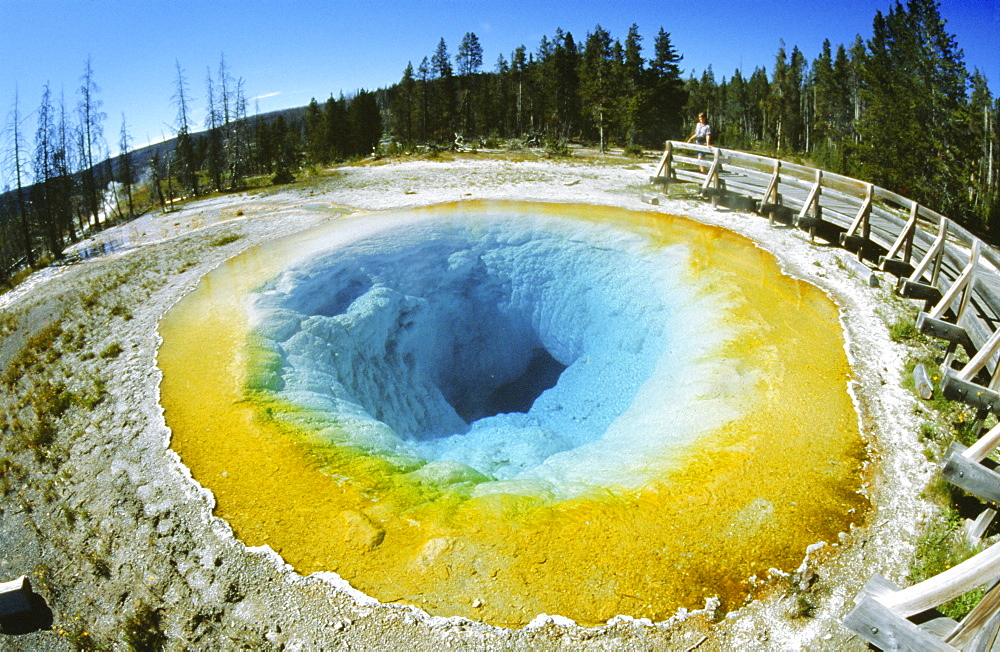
[686,112,712,173]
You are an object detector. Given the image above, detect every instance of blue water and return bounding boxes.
[248,206,747,499]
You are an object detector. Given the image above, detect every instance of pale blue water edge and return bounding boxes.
[248,208,752,500]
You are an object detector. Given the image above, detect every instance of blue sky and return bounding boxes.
[2,0,998,157]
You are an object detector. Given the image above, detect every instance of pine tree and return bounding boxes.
[215,53,248,189]
[608,39,627,145]
[968,70,998,230]
[33,83,61,256]
[768,44,806,152]
[54,92,77,241]
[619,24,645,147]
[580,25,614,152]
[8,88,35,266]
[684,66,717,138]
[511,46,528,135]
[487,54,512,137]
[746,66,770,144]
[857,0,970,215]
[719,69,749,147]
[269,115,296,184]
[417,57,431,143]
[347,90,382,157]
[832,44,859,144]
[456,32,484,136]
[534,28,580,140]
[204,68,225,191]
[118,114,135,219]
[147,150,166,211]
[810,41,856,170]
[431,38,456,142]
[990,95,1000,232]
[324,95,349,161]
[391,62,416,146]
[172,60,199,198]
[812,40,836,150]
[304,98,326,164]
[788,46,808,151]
[228,77,251,189]
[847,36,867,146]
[77,56,106,229]
[646,28,687,144]
[554,30,581,140]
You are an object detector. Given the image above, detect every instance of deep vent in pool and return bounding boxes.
[441,344,568,425]
[301,257,584,445]
[480,348,566,420]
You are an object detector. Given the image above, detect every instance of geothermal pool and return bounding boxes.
[158,201,866,627]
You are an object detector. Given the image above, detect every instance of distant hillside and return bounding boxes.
[0,103,312,280]
[110,105,310,178]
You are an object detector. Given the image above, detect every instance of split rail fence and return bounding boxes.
[652,141,1000,650]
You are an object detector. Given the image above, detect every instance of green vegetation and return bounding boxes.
[890,309,1000,621]
[210,233,243,247]
[909,500,987,620]
[902,346,983,446]
[889,318,921,343]
[123,602,166,652]
[65,624,104,652]
[0,292,115,468]
[623,143,645,158]
[62,324,89,351]
[0,308,20,337]
[791,593,817,619]
[545,138,572,158]
[0,268,36,294]
[0,457,15,496]
[99,342,124,359]
[88,552,112,579]
[1,322,64,389]
[109,304,133,320]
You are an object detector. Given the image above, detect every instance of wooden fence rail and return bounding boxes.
[651,141,1000,650]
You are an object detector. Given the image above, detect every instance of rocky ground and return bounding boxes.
[0,149,939,650]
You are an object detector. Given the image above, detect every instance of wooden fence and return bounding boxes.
[652,141,1000,650]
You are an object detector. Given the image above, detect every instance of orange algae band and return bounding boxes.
[158,201,866,627]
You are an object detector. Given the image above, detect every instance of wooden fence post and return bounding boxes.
[761,159,782,226]
[916,239,981,361]
[795,169,823,240]
[0,576,33,618]
[840,183,873,259]
[845,541,1000,649]
[701,148,724,207]
[898,217,950,308]
[649,141,675,186]
[880,201,920,277]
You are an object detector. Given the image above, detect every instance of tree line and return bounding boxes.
[0,52,385,287]
[379,26,686,153]
[684,0,998,233]
[2,57,111,279]
[2,0,998,290]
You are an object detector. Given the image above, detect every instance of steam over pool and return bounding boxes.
[159,201,866,627]
[249,211,743,499]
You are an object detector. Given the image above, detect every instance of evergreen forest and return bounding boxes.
[1,0,998,289]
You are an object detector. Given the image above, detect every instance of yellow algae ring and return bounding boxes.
[159,201,865,627]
